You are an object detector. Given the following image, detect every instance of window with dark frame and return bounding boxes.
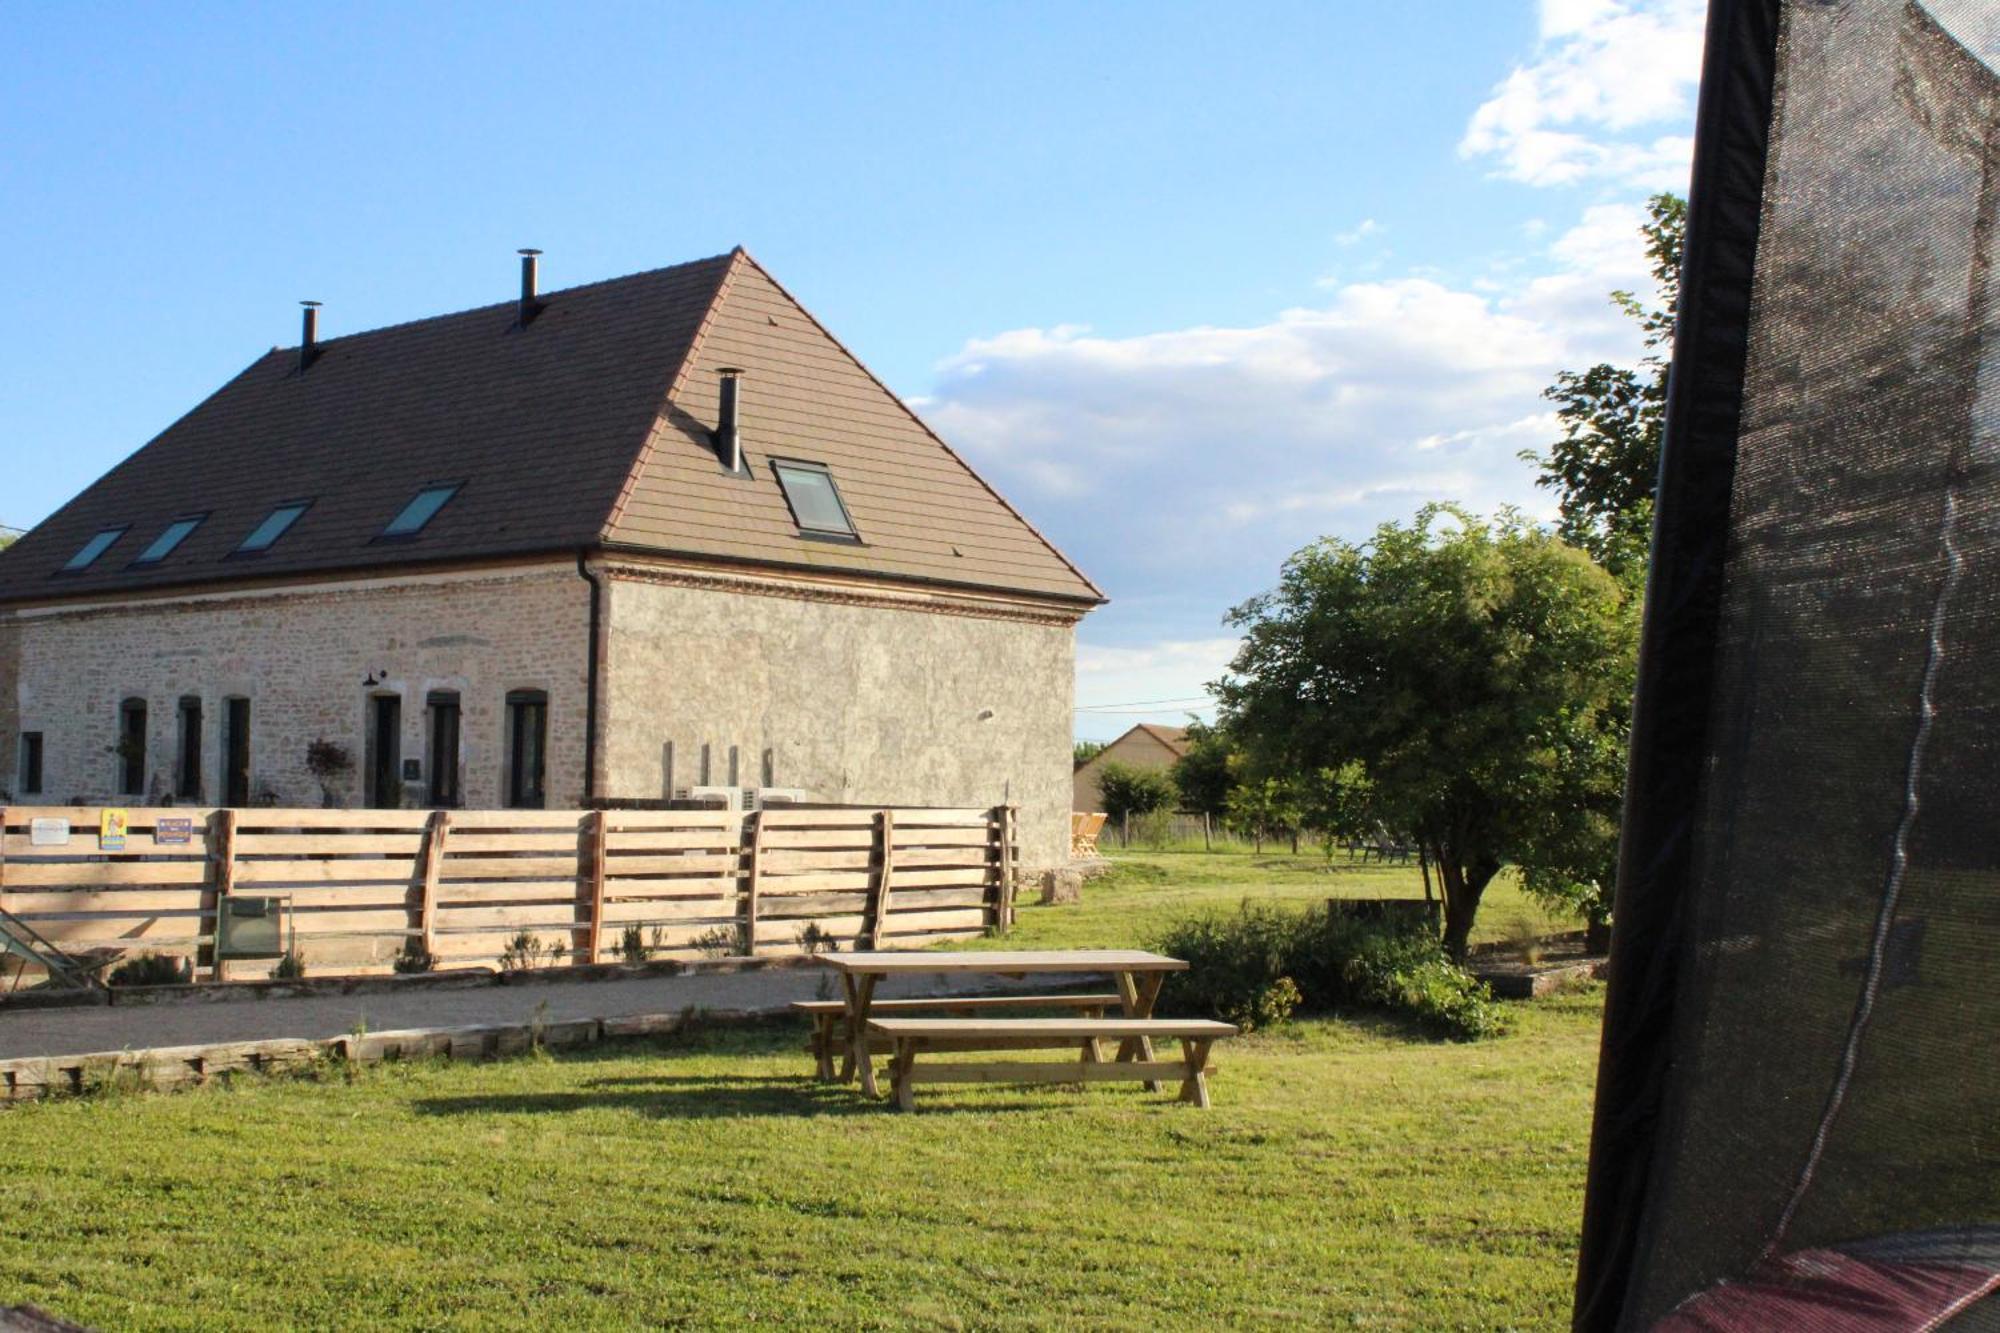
[427,691,462,808]
[505,690,548,809]
[61,526,129,572]
[366,694,402,810]
[132,515,206,567]
[176,696,203,801]
[222,697,251,808]
[17,732,43,796]
[771,461,859,539]
[233,501,310,555]
[118,697,148,795]
[380,483,462,539]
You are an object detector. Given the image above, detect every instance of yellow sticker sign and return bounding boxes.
[99,808,129,852]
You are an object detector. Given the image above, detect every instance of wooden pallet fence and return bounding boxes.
[0,801,1012,980]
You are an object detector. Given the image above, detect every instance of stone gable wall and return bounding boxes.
[601,571,1076,872]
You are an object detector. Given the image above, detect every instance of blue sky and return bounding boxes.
[0,0,1706,740]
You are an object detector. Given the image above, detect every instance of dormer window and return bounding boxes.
[379,483,462,539]
[234,501,310,555]
[61,526,129,572]
[131,515,206,567]
[771,461,858,540]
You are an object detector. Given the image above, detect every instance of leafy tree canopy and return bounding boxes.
[1525,192,1684,577]
[1171,719,1237,820]
[1215,505,1638,958]
[1094,761,1176,827]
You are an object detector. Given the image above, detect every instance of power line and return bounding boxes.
[1074,694,1216,712]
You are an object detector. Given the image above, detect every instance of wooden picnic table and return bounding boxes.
[817,949,1188,1097]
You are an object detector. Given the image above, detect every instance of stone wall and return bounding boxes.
[600,568,1078,872]
[1,565,588,809]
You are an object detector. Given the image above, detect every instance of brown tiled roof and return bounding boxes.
[0,250,1102,608]
[1130,723,1191,757]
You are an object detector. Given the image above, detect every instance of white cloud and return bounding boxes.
[1335,218,1383,246]
[1461,0,1704,188]
[918,205,1661,728]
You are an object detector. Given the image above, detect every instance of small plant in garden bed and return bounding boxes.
[270,949,308,981]
[393,938,438,974]
[1150,901,1504,1040]
[618,924,653,965]
[794,923,839,956]
[688,926,746,959]
[108,952,192,987]
[499,932,562,972]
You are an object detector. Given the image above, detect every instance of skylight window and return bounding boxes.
[380,483,461,539]
[61,526,129,572]
[131,515,205,566]
[771,461,858,539]
[234,501,310,555]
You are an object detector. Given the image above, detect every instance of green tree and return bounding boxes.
[1525,192,1684,574]
[1215,505,1638,960]
[1171,720,1237,849]
[1224,775,1292,855]
[1095,761,1176,845]
[1073,739,1106,768]
[1304,761,1376,863]
[0,526,19,551]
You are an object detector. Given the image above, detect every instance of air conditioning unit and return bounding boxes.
[747,787,806,812]
[677,786,742,811]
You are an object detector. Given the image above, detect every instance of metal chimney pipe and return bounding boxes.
[299,301,322,374]
[713,368,745,472]
[518,248,543,325]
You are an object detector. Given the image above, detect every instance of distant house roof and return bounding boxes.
[0,249,1102,609]
[1128,723,1190,758]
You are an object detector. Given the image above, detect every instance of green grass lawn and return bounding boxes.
[0,849,1604,1330]
[0,994,1602,1330]
[964,847,1572,955]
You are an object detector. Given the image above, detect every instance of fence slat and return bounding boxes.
[417,811,450,958]
[866,811,895,950]
[743,810,763,956]
[585,810,608,965]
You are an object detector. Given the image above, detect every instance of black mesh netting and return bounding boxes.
[1580,1,2000,1328]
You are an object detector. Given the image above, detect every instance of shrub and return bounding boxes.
[109,952,192,988]
[618,924,653,965]
[688,925,744,959]
[795,923,840,956]
[1150,901,1504,1041]
[393,938,438,974]
[499,932,563,972]
[270,949,308,981]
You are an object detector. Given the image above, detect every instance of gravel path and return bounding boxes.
[0,967,1065,1060]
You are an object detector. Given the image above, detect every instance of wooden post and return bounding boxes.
[417,809,451,959]
[211,809,238,982]
[742,809,763,956]
[585,809,608,964]
[997,804,1018,931]
[865,809,895,950]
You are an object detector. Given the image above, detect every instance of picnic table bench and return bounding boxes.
[793,992,1122,1081]
[871,1016,1238,1111]
[816,950,1236,1107]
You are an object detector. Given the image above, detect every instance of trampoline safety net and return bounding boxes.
[1577,0,2000,1328]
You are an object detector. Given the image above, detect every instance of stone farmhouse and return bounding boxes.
[0,249,1103,871]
